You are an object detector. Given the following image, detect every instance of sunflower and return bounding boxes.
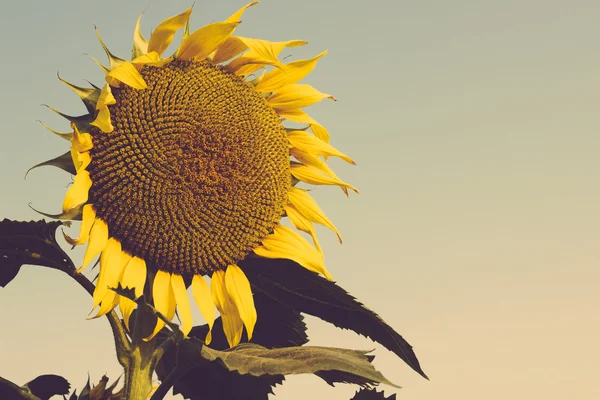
[40,2,356,347]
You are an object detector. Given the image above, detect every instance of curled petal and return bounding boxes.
[275,108,318,125]
[227,39,306,76]
[288,187,342,243]
[62,170,92,213]
[63,204,96,246]
[287,129,354,164]
[148,8,192,57]
[106,62,147,89]
[177,22,240,61]
[256,50,327,92]
[285,204,322,253]
[79,218,109,273]
[310,123,330,143]
[226,1,259,23]
[254,225,332,280]
[93,238,123,309]
[268,84,334,110]
[70,123,93,153]
[291,163,358,195]
[131,51,172,67]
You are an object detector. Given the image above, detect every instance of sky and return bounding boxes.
[1,0,599,399]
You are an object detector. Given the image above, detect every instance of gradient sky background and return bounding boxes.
[1,0,599,399]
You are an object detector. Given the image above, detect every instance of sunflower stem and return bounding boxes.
[123,341,156,400]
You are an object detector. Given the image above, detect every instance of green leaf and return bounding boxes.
[26,151,76,178]
[23,374,71,400]
[240,258,428,379]
[0,219,74,287]
[199,343,399,388]
[350,388,397,400]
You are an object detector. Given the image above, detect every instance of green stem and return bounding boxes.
[123,342,156,400]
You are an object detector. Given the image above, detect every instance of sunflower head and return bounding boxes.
[39,2,357,347]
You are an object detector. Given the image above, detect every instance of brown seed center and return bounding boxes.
[87,60,289,275]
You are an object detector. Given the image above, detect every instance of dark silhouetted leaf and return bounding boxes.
[23,374,70,400]
[69,375,122,400]
[0,376,35,400]
[26,151,76,178]
[240,258,428,379]
[351,388,397,400]
[156,290,305,400]
[199,342,399,388]
[76,375,91,400]
[0,219,73,287]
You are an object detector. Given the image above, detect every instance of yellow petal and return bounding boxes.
[290,148,339,181]
[96,84,116,110]
[120,297,136,331]
[291,163,358,194]
[256,50,327,92]
[288,187,342,243]
[62,170,92,213]
[211,36,248,64]
[226,1,259,23]
[91,107,113,133]
[310,123,330,143]
[254,225,332,280]
[226,37,286,74]
[93,238,123,308]
[276,108,318,125]
[63,204,96,246]
[285,204,322,253]
[70,123,93,153]
[132,13,149,59]
[227,39,306,76]
[191,275,216,344]
[177,22,240,61]
[269,84,334,110]
[119,256,146,330]
[225,265,256,341]
[131,51,172,67]
[79,217,109,273]
[70,149,91,173]
[211,270,243,348]
[147,271,176,341]
[148,8,192,57]
[287,130,354,164]
[171,274,193,336]
[106,62,147,89]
